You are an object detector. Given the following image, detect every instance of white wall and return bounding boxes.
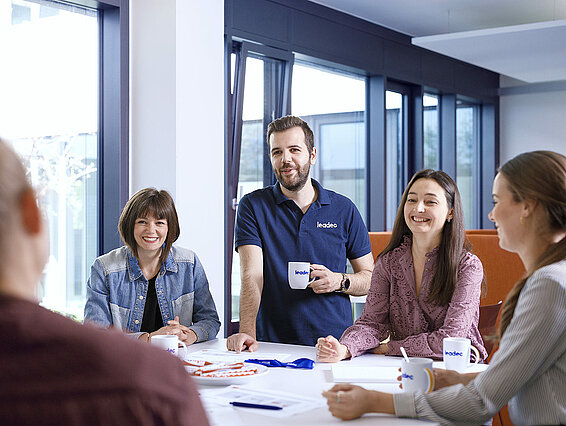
[130,0,177,193]
[130,0,225,330]
[499,77,566,163]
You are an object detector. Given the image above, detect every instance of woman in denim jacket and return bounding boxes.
[84,188,220,344]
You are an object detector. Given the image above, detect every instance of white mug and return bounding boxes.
[288,261,314,289]
[150,334,187,359]
[443,337,480,372]
[401,357,434,393]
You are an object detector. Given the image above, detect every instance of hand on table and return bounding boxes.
[371,343,389,355]
[316,335,350,362]
[323,384,393,420]
[149,316,197,345]
[434,369,480,390]
[308,264,342,293]
[226,332,258,353]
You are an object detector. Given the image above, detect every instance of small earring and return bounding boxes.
[447,218,452,223]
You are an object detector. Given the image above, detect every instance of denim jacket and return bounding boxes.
[84,245,220,342]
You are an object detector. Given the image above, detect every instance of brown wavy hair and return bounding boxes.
[380,169,471,306]
[118,188,180,264]
[497,151,566,338]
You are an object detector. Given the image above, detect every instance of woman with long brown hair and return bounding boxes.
[317,169,486,362]
[323,151,566,425]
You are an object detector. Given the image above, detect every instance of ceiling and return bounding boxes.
[307,0,566,84]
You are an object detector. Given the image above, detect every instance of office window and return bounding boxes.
[292,62,367,221]
[385,90,408,230]
[229,48,288,323]
[456,98,480,229]
[423,93,440,170]
[0,0,98,318]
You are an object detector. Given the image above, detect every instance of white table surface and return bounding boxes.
[185,338,487,425]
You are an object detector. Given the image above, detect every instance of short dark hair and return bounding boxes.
[266,115,314,154]
[381,169,473,306]
[118,188,180,264]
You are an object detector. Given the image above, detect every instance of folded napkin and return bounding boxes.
[244,357,314,369]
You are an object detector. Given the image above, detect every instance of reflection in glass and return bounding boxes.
[0,1,98,318]
[456,100,480,229]
[423,94,440,170]
[385,91,405,230]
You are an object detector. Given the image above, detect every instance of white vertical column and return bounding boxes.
[175,0,225,330]
[130,0,225,330]
[129,0,177,194]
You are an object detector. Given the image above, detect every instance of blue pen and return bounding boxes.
[230,401,283,410]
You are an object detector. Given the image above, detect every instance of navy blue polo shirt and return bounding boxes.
[235,179,371,346]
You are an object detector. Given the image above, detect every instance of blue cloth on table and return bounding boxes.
[244,358,314,369]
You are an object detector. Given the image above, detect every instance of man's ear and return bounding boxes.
[20,189,41,234]
[310,146,317,165]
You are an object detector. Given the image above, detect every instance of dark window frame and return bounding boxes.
[225,40,292,336]
[94,0,129,255]
[58,0,129,255]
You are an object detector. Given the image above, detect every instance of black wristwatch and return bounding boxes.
[339,273,350,292]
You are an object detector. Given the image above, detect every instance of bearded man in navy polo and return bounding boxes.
[226,116,374,351]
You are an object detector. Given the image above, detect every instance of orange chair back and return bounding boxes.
[368,230,525,306]
[466,232,525,306]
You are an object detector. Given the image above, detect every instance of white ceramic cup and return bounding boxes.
[288,261,314,289]
[401,358,435,393]
[150,334,187,358]
[443,337,480,372]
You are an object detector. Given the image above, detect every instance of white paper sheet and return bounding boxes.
[331,364,400,383]
[199,385,325,417]
[188,349,292,362]
[200,398,245,426]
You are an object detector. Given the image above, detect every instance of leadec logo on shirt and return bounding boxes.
[317,221,337,229]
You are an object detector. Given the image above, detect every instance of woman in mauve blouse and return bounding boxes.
[316,169,487,362]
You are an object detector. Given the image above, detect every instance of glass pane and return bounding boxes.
[230,52,236,94]
[0,0,98,319]
[456,100,479,230]
[385,91,405,230]
[231,55,285,321]
[291,62,367,222]
[423,93,440,170]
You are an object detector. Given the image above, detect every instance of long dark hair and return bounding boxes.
[118,188,180,265]
[498,151,566,338]
[380,169,469,306]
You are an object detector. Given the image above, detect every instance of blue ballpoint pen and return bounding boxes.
[230,401,283,410]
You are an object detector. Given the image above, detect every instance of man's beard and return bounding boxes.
[274,162,311,192]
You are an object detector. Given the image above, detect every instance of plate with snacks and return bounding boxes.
[184,360,269,385]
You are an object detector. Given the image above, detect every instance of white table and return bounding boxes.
[185,338,486,425]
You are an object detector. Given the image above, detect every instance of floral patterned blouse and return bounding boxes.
[340,236,487,361]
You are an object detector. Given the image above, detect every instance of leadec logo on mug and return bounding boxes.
[287,261,314,289]
[443,337,480,372]
[401,358,434,393]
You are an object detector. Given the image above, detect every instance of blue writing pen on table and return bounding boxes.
[230,402,283,410]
